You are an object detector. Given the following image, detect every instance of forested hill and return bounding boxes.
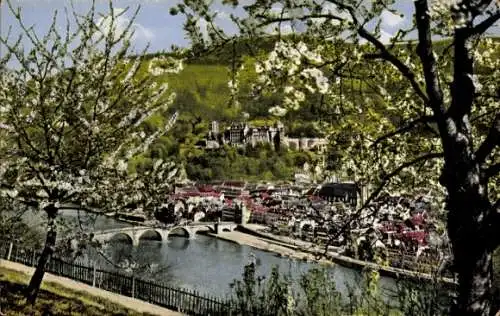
[130,36,499,181]
[140,35,347,138]
[139,36,500,134]
[130,35,333,181]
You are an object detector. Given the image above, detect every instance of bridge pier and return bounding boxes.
[132,236,140,247]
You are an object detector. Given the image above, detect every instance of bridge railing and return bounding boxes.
[0,242,233,316]
[93,221,236,236]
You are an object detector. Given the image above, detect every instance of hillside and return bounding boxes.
[0,265,162,316]
[131,36,500,181]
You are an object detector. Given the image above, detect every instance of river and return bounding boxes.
[27,209,396,299]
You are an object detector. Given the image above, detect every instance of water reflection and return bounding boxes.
[109,233,133,245]
[167,237,190,251]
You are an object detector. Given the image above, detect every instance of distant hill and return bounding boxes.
[136,35,363,138]
[129,36,499,181]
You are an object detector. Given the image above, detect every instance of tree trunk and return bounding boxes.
[445,165,494,316]
[25,204,58,304]
[451,233,493,316]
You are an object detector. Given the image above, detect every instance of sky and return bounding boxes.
[0,0,189,53]
[0,0,498,55]
[0,0,251,54]
[0,0,417,54]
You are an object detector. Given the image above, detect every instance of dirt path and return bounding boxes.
[0,260,184,316]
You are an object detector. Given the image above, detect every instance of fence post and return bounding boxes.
[92,262,97,287]
[6,242,13,261]
[31,249,37,267]
[131,276,135,298]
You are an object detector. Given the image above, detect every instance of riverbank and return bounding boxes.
[203,230,332,265]
[0,260,183,316]
[204,225,456,286]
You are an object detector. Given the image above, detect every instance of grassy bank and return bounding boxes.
[0,267,155,316]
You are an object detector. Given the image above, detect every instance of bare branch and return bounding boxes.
[475,113,500,164]
[461,0,499,18]
[484,162,500,179]
[471,108,499,124]
[360,29,431,105]
[255,13,344,29]
[414,0,446,118]
[371,115,436,147]
[469,10,500,37]
[321,0,431,111]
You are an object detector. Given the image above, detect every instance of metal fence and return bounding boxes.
[0,243,232,316]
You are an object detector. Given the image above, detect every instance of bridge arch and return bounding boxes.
[138,230,163,243]
[109,232,134,245]
[168,226,191,238]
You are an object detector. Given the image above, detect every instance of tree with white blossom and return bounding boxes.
[0,0,181,303]
[173,0,499,314]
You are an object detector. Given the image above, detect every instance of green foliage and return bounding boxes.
[129,33,500,183]
[286,121,326,138]
[229,263,451,316]
[395,279,453,316]
[127,36,403,181]
[297,267,343,316]
[230,264,292,316]
[181,144,317,181]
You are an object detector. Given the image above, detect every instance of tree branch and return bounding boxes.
[371,115,436,147]
[253,0,431,112]
[357,27,431,107]
[255,13,344,28]
[414,0,446,118]
[484,163,500,179]
[485,196,500,249]
[471,108,499,124]
[475,113,500,164]
[462,0,499,19]
[469,10,500,37]
[321,0,433,111]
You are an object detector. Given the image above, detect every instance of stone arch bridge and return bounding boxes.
[93,222,238,247]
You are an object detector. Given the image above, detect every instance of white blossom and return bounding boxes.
[269,106,288,116]
[0,3,180,220]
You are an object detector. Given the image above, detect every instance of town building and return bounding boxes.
[202,120,327,152]
[315,182,359,206]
